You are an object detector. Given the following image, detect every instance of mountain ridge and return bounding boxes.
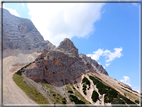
[2,8,56,57]
[13,38,140,105]
[79,54,108,75]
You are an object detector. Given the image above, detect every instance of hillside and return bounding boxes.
[3,52,40,105]
[13,38,140,106]
[1,8,55,58]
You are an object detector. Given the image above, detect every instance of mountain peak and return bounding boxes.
[63,38,71,41]
[55,38,79,57]
[58,38,75,50]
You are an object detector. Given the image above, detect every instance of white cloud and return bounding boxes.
[120,76,140,93]
[3,4,20,17]
[86,47,123,66]
[87,49,103,61]
[103,47,123,62]
[105,63,110,67]
[120,76,131,87]
[27,3,105,46]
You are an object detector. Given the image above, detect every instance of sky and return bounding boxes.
[3,2,140,93]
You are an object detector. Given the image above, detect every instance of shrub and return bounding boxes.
[16,70,23,76]
[82,77,90,89]
[43,79,49,84]
[16,62,33,75]
[118,94,135,104]
[53,94,56,96]
[62,98,67,104]
[69,95,85,104]
[40,58,44,60]
[89,75,109,94]
[68,90,73,93]
[135,100,139,104]
[82,84,87,95]
[91,91,99,102]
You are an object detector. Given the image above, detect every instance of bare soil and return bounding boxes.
[3,52,40,105]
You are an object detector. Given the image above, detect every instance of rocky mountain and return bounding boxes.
[2,9,55,57]
[23,38,89,85]
[2,8,140,106]
[55,38,79,57]
[79,54,108,75]
[13,38,140,105]
[118,82,132,90]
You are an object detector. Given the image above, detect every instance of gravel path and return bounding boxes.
[3,52,40,105]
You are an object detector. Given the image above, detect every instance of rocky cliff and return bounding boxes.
[79,54,108,75]
[118,82,132,90]
[2,9,55,57]
[55,38,79,57]
[23,38,90,85]
[23,38,109,85]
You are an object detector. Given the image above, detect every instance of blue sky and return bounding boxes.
[3,3,140,93]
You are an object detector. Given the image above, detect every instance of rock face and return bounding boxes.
[55,38,79,57]
[79,54,108,75]
[24,38,89,85]
[2,8,55,56]
[23,38,109,85]
[118,82,132,90]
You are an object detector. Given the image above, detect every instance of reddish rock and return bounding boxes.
[23,38,91,86]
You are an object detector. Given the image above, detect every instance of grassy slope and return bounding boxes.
[13,74,49,104]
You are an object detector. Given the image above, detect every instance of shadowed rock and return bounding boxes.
[2,8,55,57]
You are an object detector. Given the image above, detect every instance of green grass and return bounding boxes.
[13,73,49,104]
[44,83,64,104]
[45,83,52,89]
[91,91,99,102]
[66,84,73,91]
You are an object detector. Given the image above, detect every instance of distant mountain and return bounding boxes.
[13,38,140,105]
[1,9,55,57]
